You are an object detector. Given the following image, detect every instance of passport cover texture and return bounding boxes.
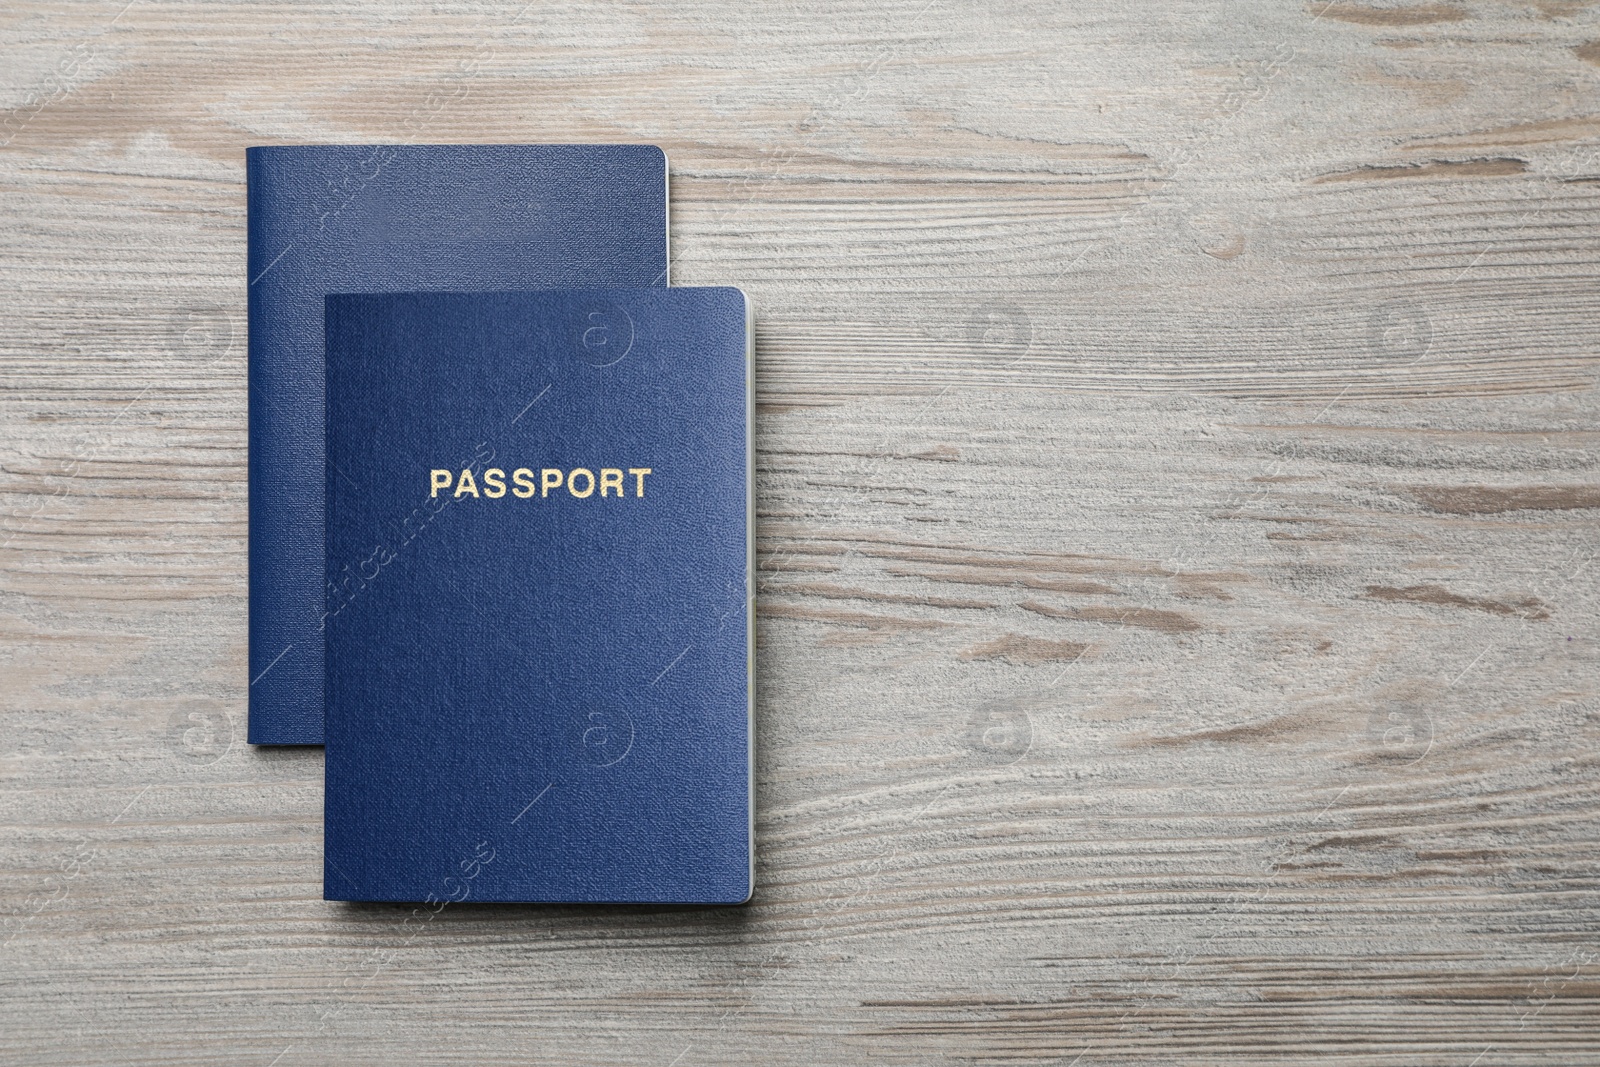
[248,143,668,744]
[322,288,752,904]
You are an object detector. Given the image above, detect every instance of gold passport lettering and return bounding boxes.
[430,467,653,499]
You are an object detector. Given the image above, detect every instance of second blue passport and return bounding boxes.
[323,289,752,904]
[248,143,668,744]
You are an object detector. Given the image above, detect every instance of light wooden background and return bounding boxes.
[3,1,1598,1063]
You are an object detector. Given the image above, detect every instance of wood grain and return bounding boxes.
[2,0,1598,1063]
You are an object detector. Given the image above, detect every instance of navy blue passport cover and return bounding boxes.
[248,144,668,744]
[322,289,752,904]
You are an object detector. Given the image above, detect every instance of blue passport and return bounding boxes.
[248,143,668,744]
[322,289,753,904]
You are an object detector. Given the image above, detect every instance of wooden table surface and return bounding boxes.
[3,1,1598,1063]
